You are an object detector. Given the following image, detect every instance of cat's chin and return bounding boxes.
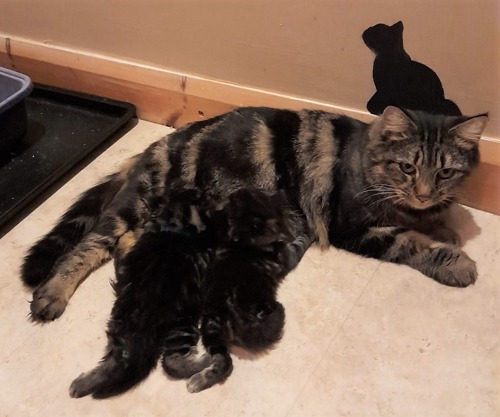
[397,200,451,217]
[407,198,436,211]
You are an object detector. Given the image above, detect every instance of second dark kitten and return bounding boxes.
[173,189,297,393]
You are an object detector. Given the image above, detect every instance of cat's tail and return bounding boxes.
[20,167,129,288]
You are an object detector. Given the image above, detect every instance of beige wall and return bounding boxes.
[0,0,498,138]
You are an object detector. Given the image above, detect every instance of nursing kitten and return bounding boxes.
[70,187,212,399]
[23,105,488,326]
[70,188,302,398]
[168,188,299,393]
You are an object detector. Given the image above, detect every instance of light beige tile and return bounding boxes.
[288,207,500,417]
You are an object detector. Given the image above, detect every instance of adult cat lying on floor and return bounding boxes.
[22,105,488,325]
[69,188,302,398]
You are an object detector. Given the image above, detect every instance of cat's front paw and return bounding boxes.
[30,284,68,322]
[431,249,477,287]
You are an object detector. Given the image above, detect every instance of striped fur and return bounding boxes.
[22,106,487,323]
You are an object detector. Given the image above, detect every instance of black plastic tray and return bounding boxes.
[0,85,136,228]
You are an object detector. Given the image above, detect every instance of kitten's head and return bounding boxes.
[161,182,202,231]
[224,188,293,247]
[231,299,285,352]
[364,106,487,213]
[362,21,404,54]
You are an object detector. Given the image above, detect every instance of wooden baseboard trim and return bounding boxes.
[1,35,499,215]
[0,35,375,127]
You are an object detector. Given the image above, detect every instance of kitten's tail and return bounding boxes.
[21,170,127,288]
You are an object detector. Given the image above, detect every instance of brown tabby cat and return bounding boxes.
[22,106,488,323]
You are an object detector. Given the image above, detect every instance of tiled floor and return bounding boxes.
[1,120,498,417]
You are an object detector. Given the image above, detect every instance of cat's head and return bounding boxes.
[224,188,293,247]
[364,106,488,213]
[362,21,404,54]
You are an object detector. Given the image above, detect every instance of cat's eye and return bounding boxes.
[438,168,456,179]
[399,162,416,175]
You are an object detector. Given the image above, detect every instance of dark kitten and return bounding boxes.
[70,188,213,399]
[363,21,461,115]
[70,188,303,397]
[186,190,295,391]
[163,188,302,393]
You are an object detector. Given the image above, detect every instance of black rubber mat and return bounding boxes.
[0,85,136,228]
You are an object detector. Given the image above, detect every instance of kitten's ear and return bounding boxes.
[228,190,246,211]
[379,106,416,140]
[449,114,488,149]
[272,190,288,205]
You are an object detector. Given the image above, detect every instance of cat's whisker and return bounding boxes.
[354,184,395,200]
[355,186,399,204]
[367,194,399,209]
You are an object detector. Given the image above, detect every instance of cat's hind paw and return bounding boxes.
[30,285,68,322]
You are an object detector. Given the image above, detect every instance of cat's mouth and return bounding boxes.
[406,196,437,210]
[399,195,452,215]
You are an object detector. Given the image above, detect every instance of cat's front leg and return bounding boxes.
[415,221,461,246]
[340,226,477,287]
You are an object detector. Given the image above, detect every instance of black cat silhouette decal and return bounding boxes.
[363,21,461,116]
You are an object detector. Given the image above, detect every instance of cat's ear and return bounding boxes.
[378,106,416,140]
[392,21,404,33]
[449,114,488,149]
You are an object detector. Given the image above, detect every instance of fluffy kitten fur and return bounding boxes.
[182,189,295,393]
[23,106,487,323]
[70,188,300,398]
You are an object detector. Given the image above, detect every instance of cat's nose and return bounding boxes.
[416,195,431,202]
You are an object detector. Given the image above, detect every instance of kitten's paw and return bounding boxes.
[69,371,97,399]
[185,354,233,393]
[30,285,68,322]
[162,351,212,379]
[432,249,477,287]
[186,371,213,393]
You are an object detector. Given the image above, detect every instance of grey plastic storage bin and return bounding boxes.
[0,67,33,152]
